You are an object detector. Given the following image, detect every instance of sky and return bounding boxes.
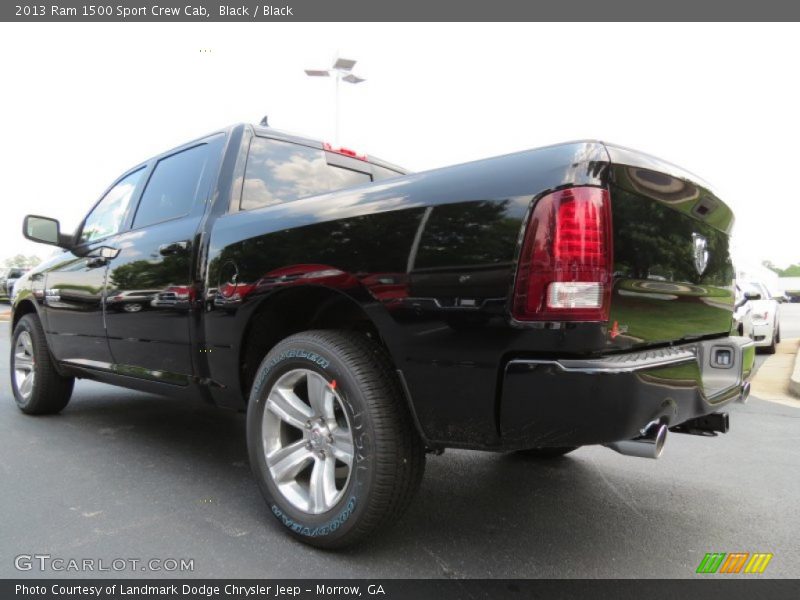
[1,22,798,268]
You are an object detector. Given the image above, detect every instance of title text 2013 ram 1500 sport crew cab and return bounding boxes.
[10,123,753,547]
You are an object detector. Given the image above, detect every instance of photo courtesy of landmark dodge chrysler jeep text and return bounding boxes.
[10,123,754,547]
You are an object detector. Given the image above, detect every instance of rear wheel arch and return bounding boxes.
[238,286,393,401]
[235,286,431,449]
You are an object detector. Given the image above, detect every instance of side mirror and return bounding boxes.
[734,289,760,310]
[23,215,71,249]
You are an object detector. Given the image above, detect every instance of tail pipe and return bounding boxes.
[738,381,751,404]
[605,422,667,459]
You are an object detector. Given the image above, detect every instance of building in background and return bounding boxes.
[735,260,785,299]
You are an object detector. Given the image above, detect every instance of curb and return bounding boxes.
[749,338,800,406]
[791,347,800,399]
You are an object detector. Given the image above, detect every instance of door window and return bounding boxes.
[79,169,144,244]
[132,142,217,229]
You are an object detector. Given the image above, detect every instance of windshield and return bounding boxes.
[742,281,770,299]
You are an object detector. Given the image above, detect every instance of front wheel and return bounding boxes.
[10,314,74,414]
[247,330,425,548]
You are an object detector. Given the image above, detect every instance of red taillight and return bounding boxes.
[323,142,367,161]
[512,186,613,321]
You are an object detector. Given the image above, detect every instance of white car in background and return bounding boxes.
[738,280,781,354]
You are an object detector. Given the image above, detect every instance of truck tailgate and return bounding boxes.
[604,143,735,347]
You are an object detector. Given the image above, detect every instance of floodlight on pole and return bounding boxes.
[305,57,366,144]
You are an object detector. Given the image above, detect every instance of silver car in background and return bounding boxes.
[1,267,30,298]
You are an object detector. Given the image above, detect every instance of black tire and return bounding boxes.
[761,327,778,355]
[515,446,579,459]
[776,326,781,344]
[10,314,74,414]
[246,330,425,548]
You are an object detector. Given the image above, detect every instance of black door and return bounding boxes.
[43,168,146,366]
[104,136,224,382]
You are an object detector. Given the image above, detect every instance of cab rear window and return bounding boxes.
[240,137,372,211]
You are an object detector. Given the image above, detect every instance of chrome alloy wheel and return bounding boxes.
[262,368,355,515]
[14,330,36,400]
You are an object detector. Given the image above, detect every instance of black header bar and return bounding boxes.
[3,0,800,22]
[4,579,800,600]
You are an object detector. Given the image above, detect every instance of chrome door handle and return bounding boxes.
[85,246,119,268]
[86,256,108,268]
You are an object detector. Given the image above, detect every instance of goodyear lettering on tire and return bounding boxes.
[271,497,357,537]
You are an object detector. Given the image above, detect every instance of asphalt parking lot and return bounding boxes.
[1,305,799,579]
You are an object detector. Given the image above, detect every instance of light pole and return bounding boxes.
[305,57,365,144]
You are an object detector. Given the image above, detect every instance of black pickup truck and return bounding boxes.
[10,123,754,547]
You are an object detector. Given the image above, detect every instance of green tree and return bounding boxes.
[763,262,800,276]
[108,254,190,291]
[779,264,800,277]
[4,254,41,268]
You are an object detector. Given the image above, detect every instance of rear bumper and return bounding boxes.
[751,322,774,346]
[499,336,754,449]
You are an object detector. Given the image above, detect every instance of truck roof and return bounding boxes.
[110,122,409,194]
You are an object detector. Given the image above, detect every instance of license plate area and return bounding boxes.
[698,338,753,400]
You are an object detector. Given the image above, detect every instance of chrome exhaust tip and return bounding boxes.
[605,422,667,459]
[737,381,751,404]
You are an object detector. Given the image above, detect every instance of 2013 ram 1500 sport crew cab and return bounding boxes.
[11,123,754,547]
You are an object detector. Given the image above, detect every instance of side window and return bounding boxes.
[133,142,214,229]
[80,169,144,244]
[240,137,372,211]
